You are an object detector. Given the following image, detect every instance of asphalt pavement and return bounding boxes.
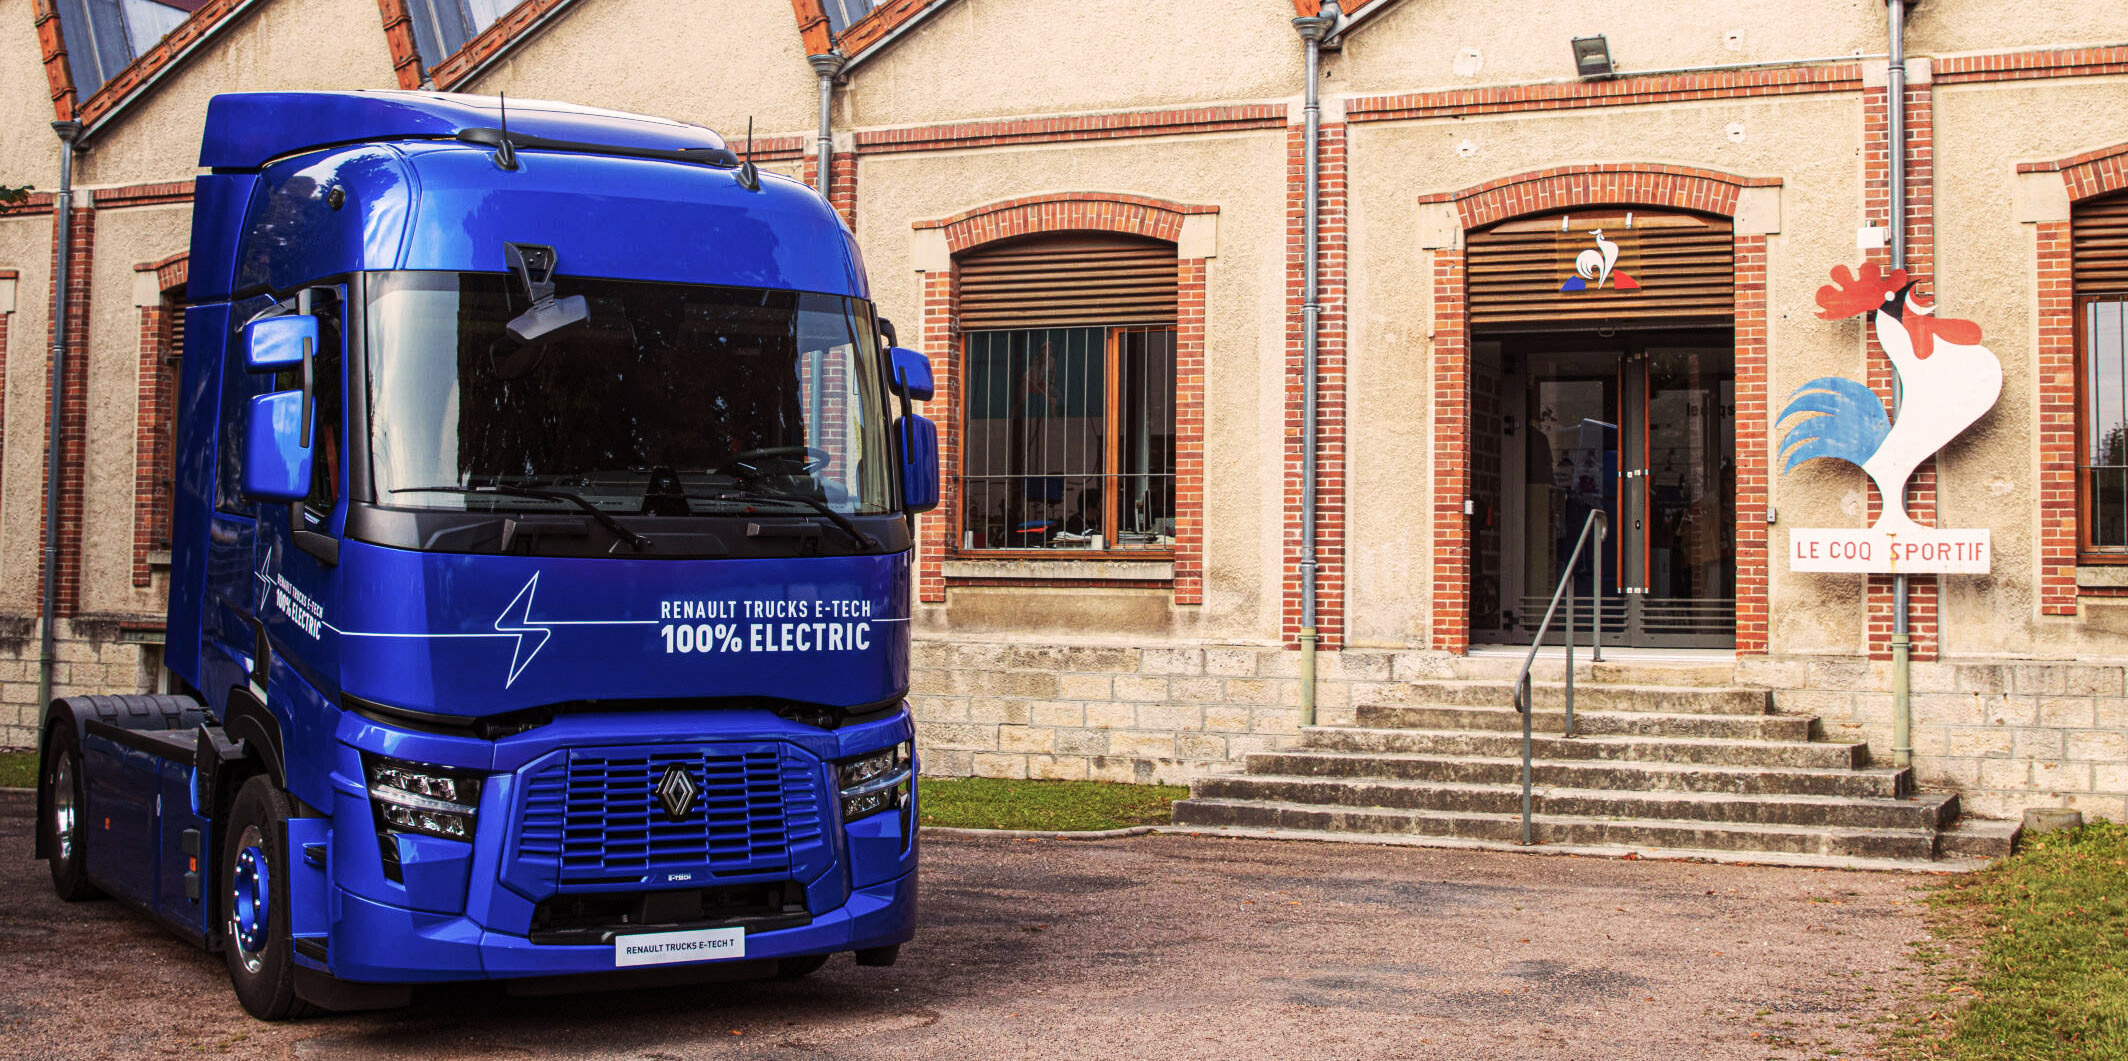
[0,789,1946,1059]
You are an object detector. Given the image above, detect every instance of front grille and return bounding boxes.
[511,742,826,891]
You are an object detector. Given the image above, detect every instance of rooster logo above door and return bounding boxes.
[1559,228,1641,291]
[1776,262,2001,573]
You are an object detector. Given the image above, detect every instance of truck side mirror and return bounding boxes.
[239,315,317,502]
[887,347,933,401]
[243,390,312,501]
[243,315,315,372]
[899,413,939,514]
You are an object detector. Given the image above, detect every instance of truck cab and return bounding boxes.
[35,90,938,1018]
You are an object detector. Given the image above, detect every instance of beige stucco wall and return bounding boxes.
[74,0,396,188]
[859,130,1292,645]
[74,204,188,620]
[1930,75,2128,656]
[1909,0,2128,56]
[0,211,51,617]
[1344,92,1873,654]
[1336,0,1879,95]
[0,0,58,190]
[458,0,822,143]
[838,0,1303,128]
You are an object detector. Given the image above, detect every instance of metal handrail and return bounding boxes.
[1511,508,1608,846]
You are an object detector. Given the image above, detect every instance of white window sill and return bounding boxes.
[942,558,1175,581]
[2077,566,2128,588]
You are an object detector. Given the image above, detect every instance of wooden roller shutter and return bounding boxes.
[2074,194,2128,296]
[1466,209,1734,330]
[957,234,1178,329]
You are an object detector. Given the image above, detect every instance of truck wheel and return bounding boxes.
[222,776,315,1021]
[40,724,99,901]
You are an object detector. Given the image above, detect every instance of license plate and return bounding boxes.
[614,927,745,967]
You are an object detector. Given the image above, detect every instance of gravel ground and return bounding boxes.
[0,788,1946,1060]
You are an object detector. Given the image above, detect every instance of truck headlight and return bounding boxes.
[837,741,912,822]
[364,753,482,842]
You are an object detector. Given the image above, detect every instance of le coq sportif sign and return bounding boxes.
[1776,263,2001,575]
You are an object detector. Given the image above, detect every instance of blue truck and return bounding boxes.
[33,90,938,1019]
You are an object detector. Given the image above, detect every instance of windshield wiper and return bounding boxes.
[392,484,653,552]
[705,487,879,550]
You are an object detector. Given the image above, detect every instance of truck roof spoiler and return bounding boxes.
[199,90,736,171]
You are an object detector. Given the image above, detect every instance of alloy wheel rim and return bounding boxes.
[229,825,270,974]
[49,756,75,862]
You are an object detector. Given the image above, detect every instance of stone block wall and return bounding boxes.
[1739,656,2128,823]
[0,618,158,749]
[910,638,1384,784]
[914,638,2128,824]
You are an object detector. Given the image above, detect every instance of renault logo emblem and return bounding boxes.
[656,765,697,820]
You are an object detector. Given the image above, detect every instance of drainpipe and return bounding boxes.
[1887,0,1913,773]
[808,52,846,200]
[38,120,81,716]
[1294,4,1338,728]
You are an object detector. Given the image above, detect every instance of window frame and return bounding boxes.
[403,0,521,74]
[2078,292,2128,561]
[952,324,1177,560]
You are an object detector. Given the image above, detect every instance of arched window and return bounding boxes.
[955,233,1179,554]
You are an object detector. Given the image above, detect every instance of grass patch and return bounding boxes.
[0,749,36,789]
[917,776,1187,832]
[1892,821,2128,1060]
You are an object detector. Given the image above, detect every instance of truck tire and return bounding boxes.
[221,775,316,1021]
[40,723,99,902]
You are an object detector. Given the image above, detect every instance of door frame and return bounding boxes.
[1421,165,1778,655]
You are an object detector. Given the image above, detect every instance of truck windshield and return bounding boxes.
[365,272,895,518]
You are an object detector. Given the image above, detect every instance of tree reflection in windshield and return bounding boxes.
[366,272,893,516]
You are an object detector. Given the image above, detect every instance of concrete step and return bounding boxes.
[1354,704,1814,742]
[1453,657,1742,687]
[1388,680,1772,716]
[1170,798,1940,862]
[1242,749,1909,798]
[1305,726,1863,769]
[1192,773,1955,830]
[1939,817,2022,860]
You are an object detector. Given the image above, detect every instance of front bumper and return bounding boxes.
[309,705,919,984]
[321,869,917,982]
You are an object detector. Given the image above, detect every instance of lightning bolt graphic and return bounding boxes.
[494,573,555,689]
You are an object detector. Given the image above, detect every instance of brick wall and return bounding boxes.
[45,203,92,619]
[1282,121,1347,649]
[1861,73,1941,660]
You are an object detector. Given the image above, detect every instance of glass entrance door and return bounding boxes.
[1472,336,1736,648]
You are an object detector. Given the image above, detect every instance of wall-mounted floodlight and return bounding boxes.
[1572,35,1614,79]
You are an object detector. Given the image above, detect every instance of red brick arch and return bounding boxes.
[913,192,1215,606]
[915,192,1216,255]
[1425,165,1778,654]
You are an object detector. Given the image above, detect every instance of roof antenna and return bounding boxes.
[494,91,519,170]
[736,116,760,191]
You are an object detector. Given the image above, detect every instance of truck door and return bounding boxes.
[201,295,279,707]
[254,287,348,808]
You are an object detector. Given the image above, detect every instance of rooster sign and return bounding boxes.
[1777,263,1999,573]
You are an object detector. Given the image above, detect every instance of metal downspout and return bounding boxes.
[1887,0,1913,773]
[809,52,847,200]
[1294,5,1337,727]
[38,121,81,716]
